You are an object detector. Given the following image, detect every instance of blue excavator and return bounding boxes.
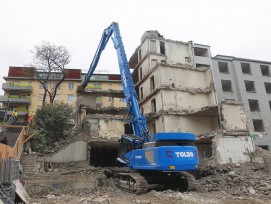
[77,22,199,194]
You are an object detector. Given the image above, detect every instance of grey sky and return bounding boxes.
[0,0,270,94]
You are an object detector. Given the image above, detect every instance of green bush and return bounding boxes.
[31,103,74,152]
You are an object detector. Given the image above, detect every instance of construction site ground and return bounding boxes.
[30,187,271,204]
[25,147,271,204]
[21,128,271,204]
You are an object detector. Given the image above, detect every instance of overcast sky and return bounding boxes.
[0,0,270,94]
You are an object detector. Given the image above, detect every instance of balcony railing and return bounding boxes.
[2,83,33,92]
[0,96,31,104]
[86,85,102,90]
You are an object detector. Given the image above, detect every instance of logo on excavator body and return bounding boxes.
[175,152,194,157]
[166,150,173,158]
[122,70,127,88]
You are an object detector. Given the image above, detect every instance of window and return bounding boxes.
[108,84,112,90]
[108,97,113,101]
[221,80,232,92]
[218,62,229,73]
[54,94,60,101]
[67,94,74,102]
[138,49,142,61]
[150,75,155,91]
[152,123,156,134]
[261,65,270,76]
[244,80,256,92]
[68,83,74,90]
[139,67,142,80]
[253,119,265,132]
[185,57,191,63]
[54,82,60,89]
[39,83,48,89]
[241,63,251,74]
[151,98,156,112]
[196,63,210,68]
[258,145,269,150]
[150,40,156,53]
[161,60,166,64]
[140,87,143,100]
[96,103,102,108]
[96,96,102,104]
[264,82,271,93]
[119,98,126,102]
[194,47,209,57]
[94,83,102,89]
[248,99,260,112]
[9,106,16,111]
[38,94,43,101]
[9,93,19,98]
[159,41,165,54]
[269,101,271,110]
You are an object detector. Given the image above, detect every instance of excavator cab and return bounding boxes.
[117,135,142,164]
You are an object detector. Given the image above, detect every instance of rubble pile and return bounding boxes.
[197,147,271,196]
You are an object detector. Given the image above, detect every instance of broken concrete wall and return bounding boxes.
[83,118,99,135]
[77,95,96,108]
[142,90,215,114]
[221,102,248,131]
[196,143,212,161]
[26,174,99,195]
[137,38,149,64]
[45,141,87,163]
[153,115,218,135]
[212,135,255,164]
[139,65,214,101]
[159,66,213,90]
[137,39,194,79]
[83,116,127,140]
[139,37,193,65]
[138,55,167,78]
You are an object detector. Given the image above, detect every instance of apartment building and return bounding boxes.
[80,72,126,108]
[0,67,125,117]
[212,55,271,149]
[129,31,218,136]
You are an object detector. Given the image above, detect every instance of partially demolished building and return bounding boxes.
[77,30,255,167]
[129,31,216,136]
[128,31,255,165]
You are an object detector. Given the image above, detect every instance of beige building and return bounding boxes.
[0,67,125,118]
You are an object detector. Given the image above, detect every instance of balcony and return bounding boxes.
[85,85,102,90]
[0,95,31,104]
[2,83,33,92]
[6,110,29,116]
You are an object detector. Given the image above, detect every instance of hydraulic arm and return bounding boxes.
[77,22,149,142]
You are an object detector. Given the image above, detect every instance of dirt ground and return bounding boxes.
[30,187,271,204]
[26,138,271,204]
[25,146,271,204]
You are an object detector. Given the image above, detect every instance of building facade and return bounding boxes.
[129,31,218,136]
[80,72,126,108]
[212,55,271,149]
[0,67,125,117]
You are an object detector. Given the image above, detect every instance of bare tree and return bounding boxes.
[31,41,71,104]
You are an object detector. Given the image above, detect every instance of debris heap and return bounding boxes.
[197,147,271,196]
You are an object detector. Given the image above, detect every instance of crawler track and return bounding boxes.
[114,173,148,194]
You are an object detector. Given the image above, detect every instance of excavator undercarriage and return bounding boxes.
[113,171,197,194]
